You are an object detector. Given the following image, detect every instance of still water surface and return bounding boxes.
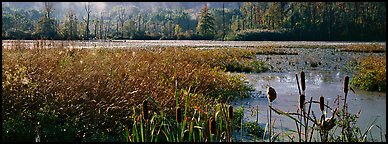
[232,70,386,142]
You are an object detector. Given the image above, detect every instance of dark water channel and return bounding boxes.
[232,48,386,142]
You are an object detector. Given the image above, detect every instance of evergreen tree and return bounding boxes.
[196,4,215,39]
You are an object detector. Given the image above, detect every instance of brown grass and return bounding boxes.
[2,47,255,137]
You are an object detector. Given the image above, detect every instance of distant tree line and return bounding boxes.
[2,2,386,41]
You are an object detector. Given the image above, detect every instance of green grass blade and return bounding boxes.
[134,121,139,142]
[125,126,130,142]
[175,78,179,108]
[189,121,194,142]
[140,119,144,142]
[269,105,305,127]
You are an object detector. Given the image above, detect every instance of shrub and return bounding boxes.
[350,54,386,92]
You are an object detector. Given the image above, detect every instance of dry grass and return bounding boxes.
[338,44,386,53]
[254,44,386,53]
[2,47,261,141]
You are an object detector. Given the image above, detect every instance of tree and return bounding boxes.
[174,24,182,39]
[2,14,14,38]
[61,9,79,40]
[196,4,215,38]
[44,2,54,19]
[222,3,225,40]
[99,12,104,39]
[83,2,92,40]
[265,2,284,30]
[117,6,126,38]
[124,19,136,39]
[34,2,58,39]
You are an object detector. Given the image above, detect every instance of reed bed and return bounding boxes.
[338,44,386,53]
[2,46,266,142]
[254,44,386,53]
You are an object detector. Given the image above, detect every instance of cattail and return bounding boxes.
[176,107,182,123]
[228,105,233,120]
[266,87,277,102]
[301,71,305,91]
[319,96,325,112]
[299,94,305,109]
[344,75,349,94]
[209,117,216,134]
[142,100,148,120]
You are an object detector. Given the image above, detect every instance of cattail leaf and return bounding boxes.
[350,87,356,94]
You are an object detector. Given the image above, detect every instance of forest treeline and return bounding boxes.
[2,2,386,41]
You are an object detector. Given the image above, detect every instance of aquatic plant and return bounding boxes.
[268,72,383,142]
[266,86,277,142]
[350,54,386,92]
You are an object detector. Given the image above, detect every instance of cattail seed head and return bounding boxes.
[142,100,148,120]
[228,105,233,120]
[319,96,325,112]
[266,87,277,102]
[344,75,349,94]
[176,107,182,123]
[301,71,305,91]
[299,94,305,109]
[209,117,216,134]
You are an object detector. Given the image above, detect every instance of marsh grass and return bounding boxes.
[2,46,266,142]
[350,54,386,92]
[338,44,386,53]
[253,44,386,54]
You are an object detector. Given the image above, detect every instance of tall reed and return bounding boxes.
[266,86,277,142]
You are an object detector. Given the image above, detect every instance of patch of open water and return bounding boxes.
[231,47,386,141]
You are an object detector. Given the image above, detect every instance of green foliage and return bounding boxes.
[232,107,244,129]
[350,55,386,92]
[225,58,270,73]
[196,4,215,38]
[244,122,265,138]
[34,17,59,39]
[2,117,36,142]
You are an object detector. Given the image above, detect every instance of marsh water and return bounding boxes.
[2,40,386,141]
[231,47,386,142]
[233,71,386,142]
